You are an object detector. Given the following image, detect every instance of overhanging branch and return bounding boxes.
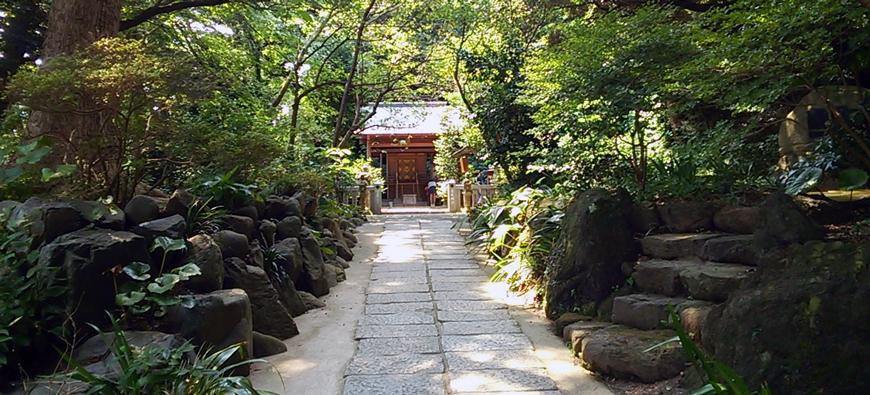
[120,0,236,31]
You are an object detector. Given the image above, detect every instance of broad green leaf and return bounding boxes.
[784,167,823,195]
[116,291,146,306]
[839,168,868,191]
[174,262,202,280]
[151,237,187,253]
[122,262,152,281]
[147,273,181,294]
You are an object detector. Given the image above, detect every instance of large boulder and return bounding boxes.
[273,238,304,282]
[233,205,260,223]
[252,331,287,358]
[186,234,224,292]
[297,235,330,297]
[259,220,277,247]
[656,201,718,232]
[544,189,638,318]
[298,291,325,310]
[320,218,344,242]
[629,202,660,234]
[753,192,824,252]
[703,241,870,393]
[124,195,161,226]
[581,326,686,383]
[275,216,303,240]
[223,258,300,339]
[335,240,354,261]
[264,196,302,220]
[73,331,188,379]
[131,214,187,244]
[272,277,308,317]
[163,189,195,218]
[222,214,256,241]
[10,198,124,245]
[166,289,253,375]
[39,229,150,328]
[713,206,759,234]
[212,230,250,259]
[342,230,358,247]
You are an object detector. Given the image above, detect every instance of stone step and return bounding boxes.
[611,293,712,330]
[578,325,687,383]
[640,233,759,265]
[680,262,754,302]
[640,233,723,259]
[632,260,755,302]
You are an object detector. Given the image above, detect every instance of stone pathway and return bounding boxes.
[342,215,562,395]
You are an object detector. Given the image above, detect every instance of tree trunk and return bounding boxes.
[28,0,121,164]
[43,0,121,58]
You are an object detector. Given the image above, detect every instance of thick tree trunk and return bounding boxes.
[28,0,121,165]
[42,0,121,58]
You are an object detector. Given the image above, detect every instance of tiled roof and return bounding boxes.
[360,102,463,136]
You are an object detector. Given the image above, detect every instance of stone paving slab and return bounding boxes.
[365,301,434,315]
[356,337,441,356]
[429,269,485,277]
[344,216,563,395]
[346,353,444,375]
[453,392,562,395]
[436,300,508,311]
[437,310,512,322]
[425,254,474,260]
[371,271,429,280]
[359,312,435,326]
[448,368,558,393]
[372,264,428,273]
[371,276,430,284]
[445,350,545,370]
[441,320,522,335]
[367,292,432,304]
[427,262,480,270]
[431,282,485,291]
[356,324,439,339]
[368,282,431,293]
[430,275,491,283]
[343,374,446,395]
[442,334,533,352]
[433,291,490,300]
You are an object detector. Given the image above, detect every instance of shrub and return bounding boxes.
[467,187,564,296]
[0,210,67,378]
[66,318,265,395]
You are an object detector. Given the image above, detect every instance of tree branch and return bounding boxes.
[120,0,235,31]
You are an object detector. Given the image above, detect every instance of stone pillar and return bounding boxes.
[367,186,382,214]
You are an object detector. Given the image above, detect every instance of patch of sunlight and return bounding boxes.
[449,371,504,393]
[811,189,870,202]
[481,279,535,307]
[267,358,317,375]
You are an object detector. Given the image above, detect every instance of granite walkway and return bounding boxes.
[342,215,562,395]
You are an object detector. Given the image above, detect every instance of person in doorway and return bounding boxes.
[427,179,437,207]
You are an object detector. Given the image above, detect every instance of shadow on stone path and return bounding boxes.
[342,215,563,395]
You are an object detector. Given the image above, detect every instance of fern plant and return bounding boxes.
[467,187,564,295]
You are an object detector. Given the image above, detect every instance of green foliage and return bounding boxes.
[778,137,840,196]
[0,140,76,200]
[433,120,485,181]
[467,187,564,295]
[115,237,200,318]
[0,211,66,374]
[194,169,258,210]
[186,198,227,236]
[646,309,772,395]
[66,317,265,395]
